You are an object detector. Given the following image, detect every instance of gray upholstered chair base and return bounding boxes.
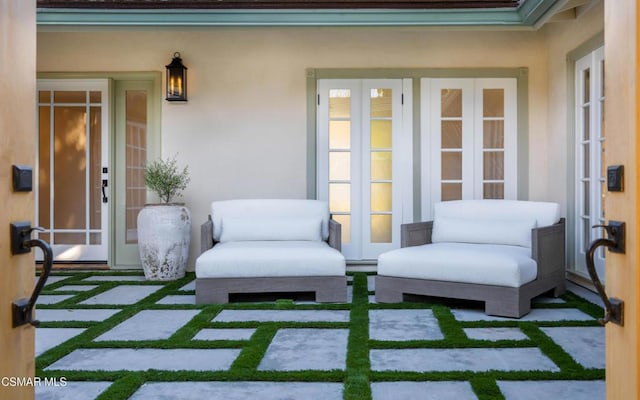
[375,218,567,318]
[196,276,347,303]
[376,274,566,318]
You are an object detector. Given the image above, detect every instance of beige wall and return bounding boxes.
[541,2,604,274]
[541,1,605,211]
[37,7,603,268]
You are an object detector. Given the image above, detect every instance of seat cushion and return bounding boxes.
[377,243,537,288]
[195,241,346,278]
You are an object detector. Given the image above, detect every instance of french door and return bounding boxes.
[317,79,411,260]
[421,78,517,219]
[36,79,109,261]
[114,80,158,267]
[574,47,605,281]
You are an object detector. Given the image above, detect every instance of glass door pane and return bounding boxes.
[481,88,505,199]
[361,79,403,259]
[318,79,405,260]
[328,88,352,244]
[440,89,464,201]
[36,80,109,261]
[421,78,516,221]
[125,90,148,244]
[369,88,393,244]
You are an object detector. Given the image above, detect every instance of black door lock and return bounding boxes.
[9,222,53,327]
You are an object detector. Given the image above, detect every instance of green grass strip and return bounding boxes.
[432,304,467,341]
[95,375,144,400]
[229,324,279,374]
[35,271,606,400]
[519,322,585,374]
[344,273,371,400]
[470,376,506,400]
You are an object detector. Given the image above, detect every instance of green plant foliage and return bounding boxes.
[144,156,190,203]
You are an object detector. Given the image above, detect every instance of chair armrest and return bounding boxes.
[532,218,566,279]
[401,221,433,248]
[200,215,215,254]
[328,218,342,252]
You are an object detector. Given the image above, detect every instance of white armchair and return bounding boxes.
[195,199,347,303]
[375,200,566,318]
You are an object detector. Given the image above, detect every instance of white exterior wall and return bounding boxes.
[36,11,602,268]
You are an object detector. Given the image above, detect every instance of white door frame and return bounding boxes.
[574,46,605,280]
[420,77,517,220]
[36,79,110,261]
[317,78,412,260]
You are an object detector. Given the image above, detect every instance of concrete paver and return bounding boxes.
[95,310,199,341]
[129,382,343,400]
[540,326,605,369]
[369,309,443,341]
[372,381,477,400]
[497,380,605,400]
[370,348,560,372]
[35,381,112,400]
[36,328,86,356]
[213,309,349,323]
[45,348,240,371]
[79,285,162,305]
[36,308,121,322]
[258,329,348,371]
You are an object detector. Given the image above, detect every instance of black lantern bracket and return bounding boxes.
[166,52,188,102]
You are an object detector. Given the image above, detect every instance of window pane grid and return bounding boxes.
[327,88,352,246]
[481,89,505,199]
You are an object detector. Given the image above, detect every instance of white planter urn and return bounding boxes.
[137,203,191,280]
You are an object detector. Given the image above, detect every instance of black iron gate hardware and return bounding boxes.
[10,222,53,327]
[586,221,625,326]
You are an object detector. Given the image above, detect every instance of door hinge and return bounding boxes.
[318,94,320,105]
[401,94,404,105]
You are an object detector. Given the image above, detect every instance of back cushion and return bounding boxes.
[211,199,330,242]
[432,216,537,248]
[219,217,322,243]
[431,200,561,248]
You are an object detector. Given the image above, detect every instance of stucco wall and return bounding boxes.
[541,1,604,212]
[541,1,604,272]
[36,14,601,268]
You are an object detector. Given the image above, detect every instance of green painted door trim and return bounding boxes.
[113,79,161,268]
[306,67,529,218]
[36,1,560,28]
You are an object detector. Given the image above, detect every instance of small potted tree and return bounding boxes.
[137,156,191,280]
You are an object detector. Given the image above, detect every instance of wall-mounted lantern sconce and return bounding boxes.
[166,52,188,102]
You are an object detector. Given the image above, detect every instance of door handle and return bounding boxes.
[102,179,108,203]
[585,221,625,326]
[10,222,53,327]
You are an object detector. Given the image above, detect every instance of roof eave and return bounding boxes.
[36,0,561,29]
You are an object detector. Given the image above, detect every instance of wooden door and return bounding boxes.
[603,0,640,398]
[0,1,37,399]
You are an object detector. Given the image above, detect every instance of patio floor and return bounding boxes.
[34,271,605,400]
